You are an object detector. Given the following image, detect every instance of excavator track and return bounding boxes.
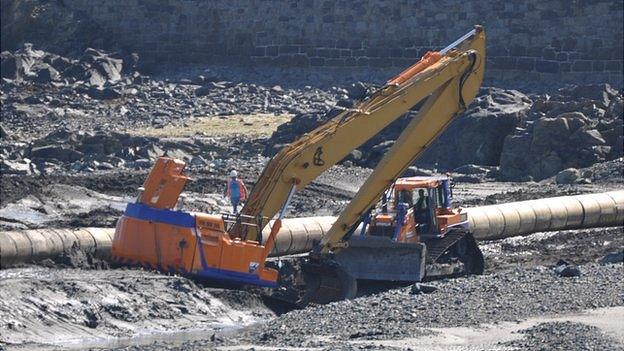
[267,256,357,307]
[299,259,357,306]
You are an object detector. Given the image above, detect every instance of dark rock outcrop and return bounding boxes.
[499,84,622,181]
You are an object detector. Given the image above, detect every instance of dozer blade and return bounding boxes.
[336,235,427,282]
[297,236,427,306]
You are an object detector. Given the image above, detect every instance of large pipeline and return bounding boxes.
[464,190,624,240]
[1,191,622,268]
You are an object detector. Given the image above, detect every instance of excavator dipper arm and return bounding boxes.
[321,34,485,253]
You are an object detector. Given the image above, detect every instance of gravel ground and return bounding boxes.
[139,262,623,350]
[481,227,624,271]
[501,321,624,351]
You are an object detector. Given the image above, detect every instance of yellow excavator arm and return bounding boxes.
[238,26,485,246]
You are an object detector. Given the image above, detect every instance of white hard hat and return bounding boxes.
[230,170,238,177]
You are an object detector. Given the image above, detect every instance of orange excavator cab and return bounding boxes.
[112,157,280,287]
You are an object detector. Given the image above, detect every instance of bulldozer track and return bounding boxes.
[424,228,468,264]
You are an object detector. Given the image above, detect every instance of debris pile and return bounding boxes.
[500,84,623,181]
[1,44,124,86]
[0,44,338,141]
[0,128,266,175]
[501,322,623,350]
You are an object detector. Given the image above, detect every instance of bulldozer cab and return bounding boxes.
[367,176,458,242]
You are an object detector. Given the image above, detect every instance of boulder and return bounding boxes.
[569,84,617,108]
[88,87,122,100]
[80,48,123,86]
[30,145,83,162]
[499,133,532,180]
[410,283,437,295]
[418,87,531,169]
[30,64,61,83]
[452,174,483,183]
[346,82,369,100]
[570,129,606,146]
[136,144,164,160]
[500,83,623,181]
[554,261,581,277]
[555,168,581,184]
[599,251,623,265]
[0,51,18,79]
[264,87,532,170]
[1,159,35,175]
[165,148,193,162]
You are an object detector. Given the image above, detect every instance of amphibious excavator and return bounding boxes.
[112,26,486,304]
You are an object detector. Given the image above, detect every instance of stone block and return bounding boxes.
[316,48,339,58]
[560,62,572,72]
[389,48,403,57]
[509,45,526,56]
[516,57,536,71]
[253,46,266,56]
[344,57,356,66]
[490,57,517,70]
[339,49,352,57]
[279,45,299,54]
[348,40,363,49]
[536,60,559,73]
[366,47,385,58]
[562,37,577,51]
[403,48,419,58]
[369,58,387,67]
[326,58,345,66]
[605,60,621,72]
[556,52,568,62]
[356,57,369,67]
[291,54,309,66]
[266,46,278,57]
[252,56,273,65]
[542,47,556,60]
[310,57,325,66]
[594,47,613,60]
[572,60,593,72]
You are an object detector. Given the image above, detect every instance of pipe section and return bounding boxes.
[1,191,622,268]
[263,216,335,256]
[464,190,624,240]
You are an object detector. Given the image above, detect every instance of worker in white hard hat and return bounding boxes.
[225,170,248,214]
